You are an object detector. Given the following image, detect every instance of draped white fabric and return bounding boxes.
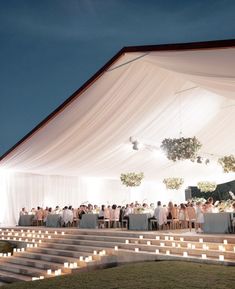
[1,47,235,225]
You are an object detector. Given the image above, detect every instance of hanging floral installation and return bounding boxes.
[161,137,202,162]
[197,181,217,193]
[218,155,235,173]
[163,177,184,190]
[120,172,144,187]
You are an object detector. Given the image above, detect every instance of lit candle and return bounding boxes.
[79,256,83,261]
[88,256,92,261]
[17,249,21,252]
[34,244,38,248]
[45,231,48,234]
[32,277,38,281]
[39,240,42,243]
[54,231,57,235]
[147,241,151,246]
[139,235,143,239]
[155,236,160,240]
[183,252,188,257]
[32,230,35,233]
[48,236,51,239]
[219,255,224,261]
[69,263,74,269]
[202,244,207,250]
[160,242,165,247]
[166,250,170,255]
[202,254,207,259]
[125,240,129,244]
[170,237,174,241]
[62,232,65,235]
[73,262,77,268]
[39,276,44,280]
[191,244,196,249]
[187,243,192,249]
[54,270,59,276]
[114,246,118,251]
[165,236,169,241]
[8,253,11,257]
[223,240,228,245]
[172,242,176,247]
[64,262,69,268]
[155,249,159,254]
[135,248,139,252]
[39,230,41,234]
[58,269,61,275]
[19,238,22,241]
[13,248,17,252]
[21,248,25,252]
[177,244,181,248]
[93,250,97,255]
[199,238,203,243]
[85,257,89,262]
[102,250,106,255]
[180,237,184,242]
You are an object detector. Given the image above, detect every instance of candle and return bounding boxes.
[199,238,203,243]
[202,254,207,259]
[139,235,143,239]
[202,244,207,250]
[223,240,228,245]
[17,249,21,252]
[39,276,44,280]
[45,231,48,234]
[170,237,174,241]
[165,236,169,241]
[64,262,69,268]
[34,244,38,248]
[147,241,151,246]
[125,240,129,244]
[73,262,77,268]
[62,232,65,235]
[177,244,181,248]
[183,252,188,257]
[54,270,59,276]
[166,250,170,255]
[160,242,165,247]
[114,246,118,251]
[172,242,176,247]
[21,248,25,252]
[219,255,224,261]
[88,256,92,261]
[155,236,160,240]
[191,244,196,249]
[54,231,57,235]
[48,236,51,239]
[93,250,97,255]
[69,263,74,269]
[79,256,83,261]
[13,248,17,252]
[187,243,192,249]
[32,277,38,281]
[135,248,139,252]
[155,249,159,254]
[39,240,42,243]
[85,257,89,262]
[180,237,184,242]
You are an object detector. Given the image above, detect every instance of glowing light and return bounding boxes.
[125,240,129,244]
[147,241,151,246]
[219,255,224,261]
[202,254,207,259]
[223,240,228,245]
[183,252,188,257]
[155,236,160,240]
[114,246,118,251]
[199,238,203,243]
[135,248,139,252]
[180,237,184,242]
[166,250,170,255]
[139,235,143,239]
[155,249,159,254]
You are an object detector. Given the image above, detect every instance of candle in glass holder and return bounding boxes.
[199,238,203,243]
[183,252,188,257]
[166,250,170,255]
[219,255,224,261]
[125,240,129,244]
[155,236,160,240]
[180,237,184,242]
[135,248,139,252]
[114,246,118,251]
[139,235,143,239]
[202,254,207,259]
[155,249,159,254]
[147,241,151,246]
[223,240,228,245]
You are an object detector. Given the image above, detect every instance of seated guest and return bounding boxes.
[62,206,73,226]
[53,206,61,214]
[20,207,28,216]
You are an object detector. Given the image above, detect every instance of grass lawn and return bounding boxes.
[2,261,235,289]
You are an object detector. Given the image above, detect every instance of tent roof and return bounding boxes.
[1,39,235,186]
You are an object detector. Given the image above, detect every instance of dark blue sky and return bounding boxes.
[1,0,235,156]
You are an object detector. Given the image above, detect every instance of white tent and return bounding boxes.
[1,40,235,225]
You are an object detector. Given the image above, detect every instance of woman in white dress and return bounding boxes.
[195,202,204,233]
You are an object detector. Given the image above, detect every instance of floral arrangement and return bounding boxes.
[163,177,184,190]
[218,155,235,173]
[120,172,144,187]
[161,137,202,162]
[197,181,217,193]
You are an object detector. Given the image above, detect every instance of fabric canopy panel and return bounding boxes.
[1,46,235,225]
[1,47,235,184]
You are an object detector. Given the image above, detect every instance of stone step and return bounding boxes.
[27,246,105,261]
[0,261,47,277]
[0,269,32,283]
[2,256,71,272]
[14,251,80,264]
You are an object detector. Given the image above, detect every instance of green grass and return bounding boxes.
[2,261,235,289]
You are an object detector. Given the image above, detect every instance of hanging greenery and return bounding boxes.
[218,155,235,173]
[120,172,144,187]
[161,137,202,162]
[163,177,184,190]
[197,181,217,193]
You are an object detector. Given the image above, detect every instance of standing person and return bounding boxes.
[153,201,167,230]
[195,202,204,233]
[179,204,187,229]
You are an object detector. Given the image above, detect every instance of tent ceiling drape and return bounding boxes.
[1,47,235,185]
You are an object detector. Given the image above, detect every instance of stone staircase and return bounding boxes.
[0,227,234,284]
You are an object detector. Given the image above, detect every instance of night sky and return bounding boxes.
[1,0,235,156]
